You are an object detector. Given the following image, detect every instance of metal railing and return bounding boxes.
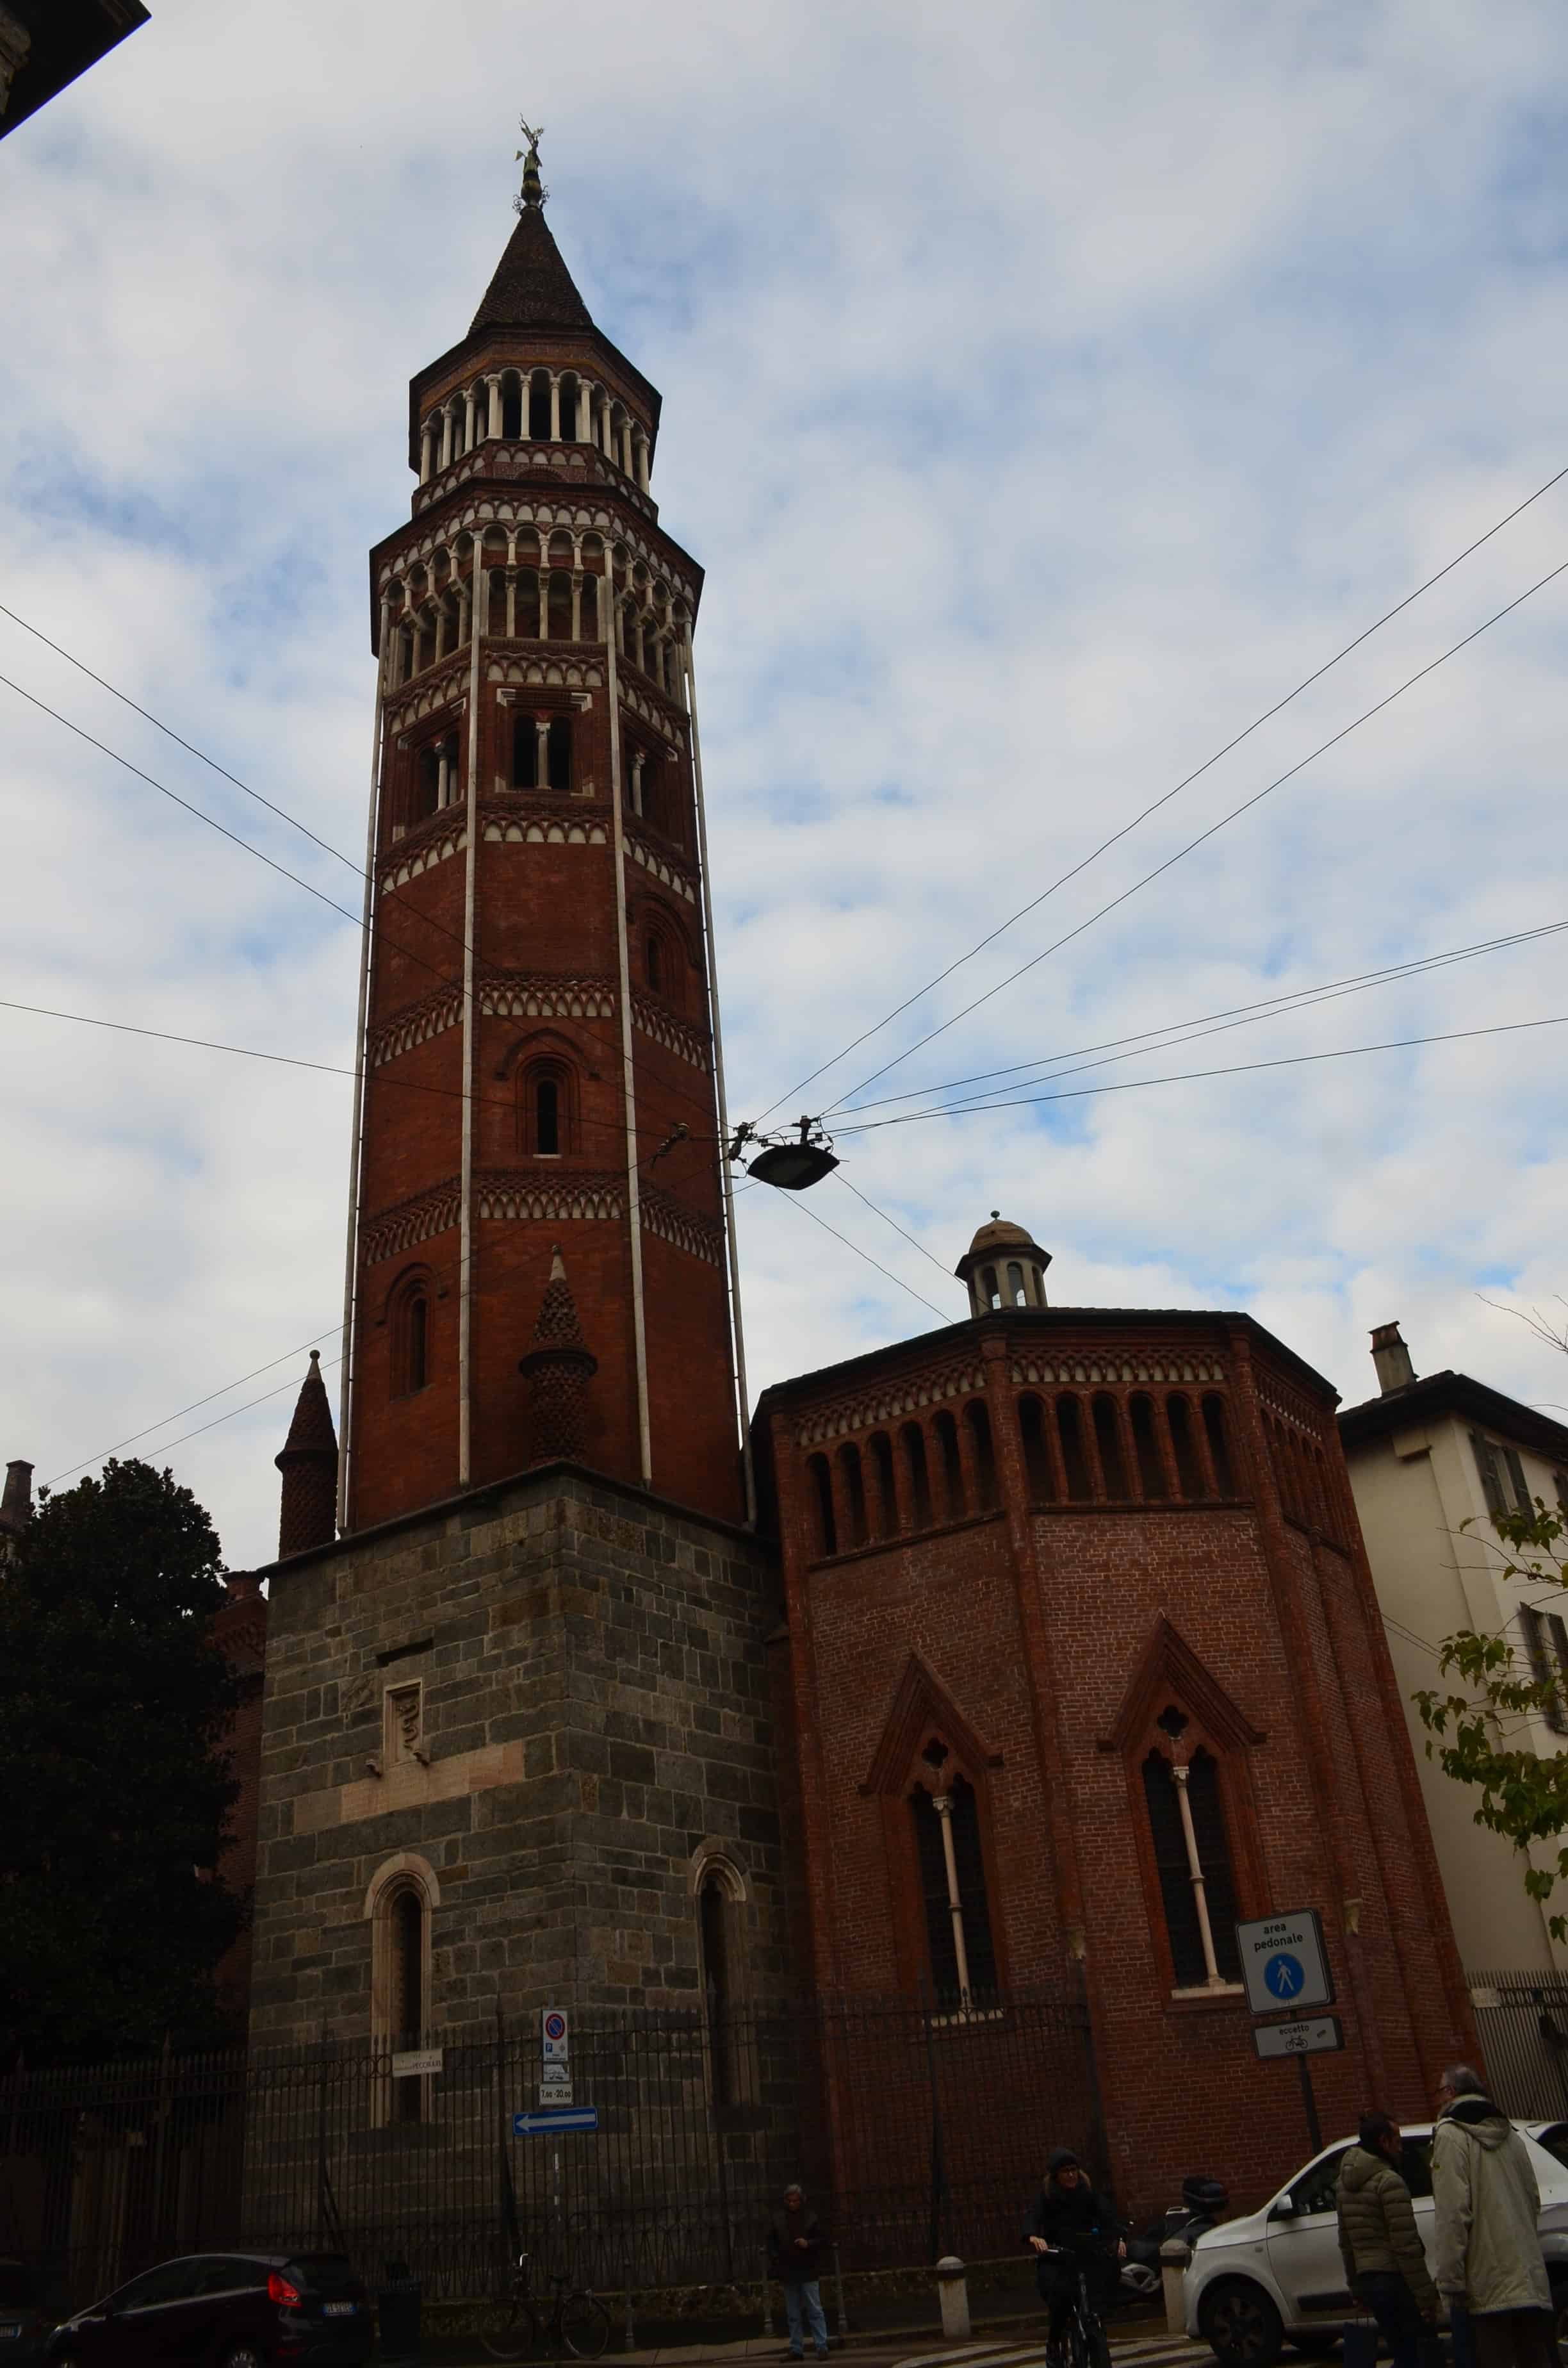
[1467,1969,1568,2120]
[0,1988,1097,2311]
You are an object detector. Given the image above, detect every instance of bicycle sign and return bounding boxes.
[1234,1910,1334,2016]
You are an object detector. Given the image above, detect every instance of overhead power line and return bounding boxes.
[829,1010,1568,1134]
[822,555,1568,1110]
[756,462,1568,1122]
[0,660,729,1147]
[0,996,719,1160]
[772,1187,950,1321]
[833,1170,956,1279]
[826,919,1568,1118]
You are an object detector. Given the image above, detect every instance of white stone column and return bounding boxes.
[621,419,635,476]
[1171,1758,1225,1988]
[603,402,617,459]
[635,432,650,490]
[549,374,562,441]
[439,411,453,470]
[418,421,434,484]
[463,386,477,452]
[570,571,583,641]
[534,717,550,789]
[537,571,549,638]
[931,1793,974,2005]
[505,569,517,639]
[486,376,502,440]
[629,751,644,817]
[436,742,452,807]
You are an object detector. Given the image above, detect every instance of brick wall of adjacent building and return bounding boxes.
[249,1463,787,2048]
[756,1304,1480,2223]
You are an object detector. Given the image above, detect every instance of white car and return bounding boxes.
[1184,2122,1568,2367]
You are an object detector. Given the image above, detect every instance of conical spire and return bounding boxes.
[275,1350,339,1558]
[471,133,595,337]
[519,1249,598,1465]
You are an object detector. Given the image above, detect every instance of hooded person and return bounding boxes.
[768,2183,828,2361]
[1337,2110,1439,2368]
[1431,2064,1555,2368]
[1026,2148,1123,2359]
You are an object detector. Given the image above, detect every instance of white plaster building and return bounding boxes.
[1340,1323,1568,1975]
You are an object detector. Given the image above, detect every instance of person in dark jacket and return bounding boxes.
[1337,2110,1439,2368]
[1026,2149,1123,2358]
[769,2183,828,2360]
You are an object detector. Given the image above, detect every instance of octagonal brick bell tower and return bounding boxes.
[340,135,745,1533]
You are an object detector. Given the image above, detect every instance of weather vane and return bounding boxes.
[514,117,548,213]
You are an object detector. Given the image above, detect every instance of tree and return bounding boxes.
[1414,1493,1568,1938]
[0,1458,249,2062]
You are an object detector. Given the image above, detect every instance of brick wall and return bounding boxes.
[758,1305,1479,2221]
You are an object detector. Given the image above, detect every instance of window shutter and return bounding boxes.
[1472,1433,1508,1519]
[1520,1605,1555,1711]
[1503,1447,1531,1513]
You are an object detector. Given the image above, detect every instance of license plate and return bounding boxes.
[322,2302,357,2317]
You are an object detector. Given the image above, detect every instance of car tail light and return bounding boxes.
[268,2273,303,2306]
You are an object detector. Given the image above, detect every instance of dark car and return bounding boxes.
[48,2253,370,2368]
[0,2260,53,2366]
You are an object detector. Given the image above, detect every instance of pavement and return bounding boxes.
[551,2325,1214,2368]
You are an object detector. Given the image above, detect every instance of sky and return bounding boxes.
[3,0,1567,1574]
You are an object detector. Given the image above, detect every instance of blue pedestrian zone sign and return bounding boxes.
[1235,1911,1334,2017]
[514,2107,599,2135]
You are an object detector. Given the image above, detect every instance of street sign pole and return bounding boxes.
[1298,2056,1322,2153]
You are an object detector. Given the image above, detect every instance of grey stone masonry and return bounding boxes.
[249,1462,788,2046]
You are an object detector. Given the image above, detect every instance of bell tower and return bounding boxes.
[337,135,746,1534]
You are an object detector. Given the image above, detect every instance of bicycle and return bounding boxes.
[1034,2242,1115,2368]
[482,2252,611,2361]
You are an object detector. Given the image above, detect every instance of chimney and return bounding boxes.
[1370,1322,1416,1396]
[0,1459,33,1542]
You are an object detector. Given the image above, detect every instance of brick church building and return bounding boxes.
[243,144,1477,2228]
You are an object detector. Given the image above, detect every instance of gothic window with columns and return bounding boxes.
[1141,1711,1243,1992]
[908,1748,998,2009]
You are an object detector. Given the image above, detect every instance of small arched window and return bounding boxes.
[1167,1395,1204,1497]
[366,1852,438,2126]
[1018,1395,1054,1500]
[546,716,572,793]
[1093,1394,1127,1497]
[868,1432,897,1538]
[391,1278,430,1399]
[488,569,507,637]
[1203,1394,1236,1495]
[1130,1394,1167,1499]
[981,1265,1000,1310]
[645,935,663,994]
[901,1423,933,1529]
[501,374,523,438]
[837,1442,867,1549]
[965,1399,997,1511]
[528,373,551,440]
[808,1452,837,1557]
[518,1060,573,1157]
[548,571,573,641]
[1057,1397,1091,1499]
[412,745,439,823]
[580,575,600,640]
[1006,1262,1025,1306]
[699,1872,735,2103]
[933,1410,966,1521]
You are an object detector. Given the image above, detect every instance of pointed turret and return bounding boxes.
[518,1249,599,1466]
[274,1350,339,1558]
[471,194,594,337]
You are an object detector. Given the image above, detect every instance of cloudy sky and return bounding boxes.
[4,0,1567,1574]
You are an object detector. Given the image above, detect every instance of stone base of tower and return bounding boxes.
[248,1463,789,2048]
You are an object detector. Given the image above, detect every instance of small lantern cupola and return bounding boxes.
[955,1212,1051,1317]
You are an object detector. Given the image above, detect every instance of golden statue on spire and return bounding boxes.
[514,117,547,212]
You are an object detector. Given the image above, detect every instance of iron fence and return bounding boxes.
[0,1989,1097,2311]
[1467,1969,1568,2120]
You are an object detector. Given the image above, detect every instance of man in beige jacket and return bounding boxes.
[1431,2064,1556,2368]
